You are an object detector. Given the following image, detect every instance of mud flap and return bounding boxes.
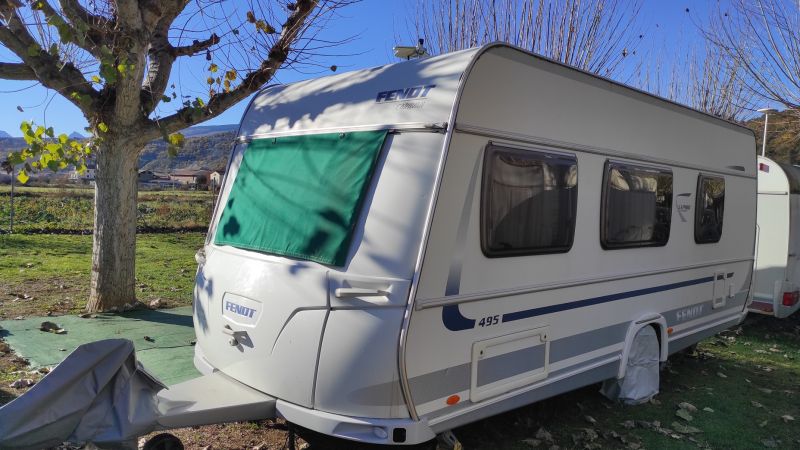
[600,326,660,405]
[0,339,276,449]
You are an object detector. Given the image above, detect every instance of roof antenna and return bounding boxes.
[393,38,428,60]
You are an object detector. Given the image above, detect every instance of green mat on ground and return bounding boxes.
[0,306,199,386]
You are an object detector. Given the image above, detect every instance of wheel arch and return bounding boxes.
[618,314,668,379]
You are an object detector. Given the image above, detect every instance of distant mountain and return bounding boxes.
[0,136,26,151]
[0,130,11,138]
[68,131,86,140]
[138,130,236,172]
[0,124,237,174]
[180,124,238,138]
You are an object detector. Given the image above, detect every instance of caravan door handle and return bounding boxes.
[334,287,389,298]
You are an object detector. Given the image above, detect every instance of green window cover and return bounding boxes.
[214,130,388,266]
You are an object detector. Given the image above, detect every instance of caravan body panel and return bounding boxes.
[403,46,756,429]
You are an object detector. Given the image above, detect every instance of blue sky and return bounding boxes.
[0,1,716,136]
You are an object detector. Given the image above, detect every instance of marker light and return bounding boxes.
[782,291,799,307]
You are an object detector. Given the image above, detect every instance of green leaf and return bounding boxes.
[168,132,185,148]
[161,95,171,103]
[48,43,59,56]
[209,63,218,73]
[59,28,74,45]
[99,62,117,84]
[27,44,40,57]
[16,169,29,184]
[91,75,101,84]
[97,122,109,133]
[255,20,276,34]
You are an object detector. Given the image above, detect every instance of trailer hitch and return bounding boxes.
[0,339,275,449]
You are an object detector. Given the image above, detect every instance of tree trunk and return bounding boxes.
[86,140,139,312]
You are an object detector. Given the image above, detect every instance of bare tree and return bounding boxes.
[705,0,800,113]
[409,0,643,76]
[0,0,355,312]
[635,43,756,121]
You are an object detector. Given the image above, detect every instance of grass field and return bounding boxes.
[0,233,204,317]
[0,185,214,233]
[0,232,798,449]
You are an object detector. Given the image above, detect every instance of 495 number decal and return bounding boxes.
[478,315,500,327]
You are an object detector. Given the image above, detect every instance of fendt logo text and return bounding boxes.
[376,84,436,103]
[225,301,257,318]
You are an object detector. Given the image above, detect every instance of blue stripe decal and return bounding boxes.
[442,304,475,331]
[441,276,714,331]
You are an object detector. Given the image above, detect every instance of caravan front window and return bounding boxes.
[213,131,388,266]
[695,175,725,243]
[480,144,578,257]
[601,162,672,249]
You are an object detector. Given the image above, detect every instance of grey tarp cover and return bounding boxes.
[600,326,660,405]
[0,339,164,449]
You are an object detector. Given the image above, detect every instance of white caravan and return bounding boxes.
[751,156,800,318]
[0,43,758,448]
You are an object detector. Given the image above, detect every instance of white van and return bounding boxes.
[751,156,800,318]
[0,43,759,448]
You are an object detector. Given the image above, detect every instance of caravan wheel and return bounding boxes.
[142,433,184,450]
[601,325,661,405]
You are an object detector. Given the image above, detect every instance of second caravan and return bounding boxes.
[751,155,800,318]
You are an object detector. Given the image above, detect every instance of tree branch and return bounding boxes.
[0,62,37,80]
[114,0,144,30]
[0,5,99,113]
[58,0,113,33]
[173,33,220,57]
[150,0,320,137]
[140,32,219,114]
[32,1,105,58]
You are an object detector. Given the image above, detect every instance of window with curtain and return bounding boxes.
[695,175,725,243]
[601,161,672,249]
[481,144,578,257]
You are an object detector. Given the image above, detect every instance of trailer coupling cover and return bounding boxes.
[0,339,163,448]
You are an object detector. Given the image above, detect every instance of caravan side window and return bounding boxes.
[601,161,672,249]
[481,144,578,257]
[695,175,725,243]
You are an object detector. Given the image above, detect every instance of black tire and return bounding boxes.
[142,433,184,450]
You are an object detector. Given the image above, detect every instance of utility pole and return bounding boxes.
[757,108,778,157]
[9,166,14,234]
